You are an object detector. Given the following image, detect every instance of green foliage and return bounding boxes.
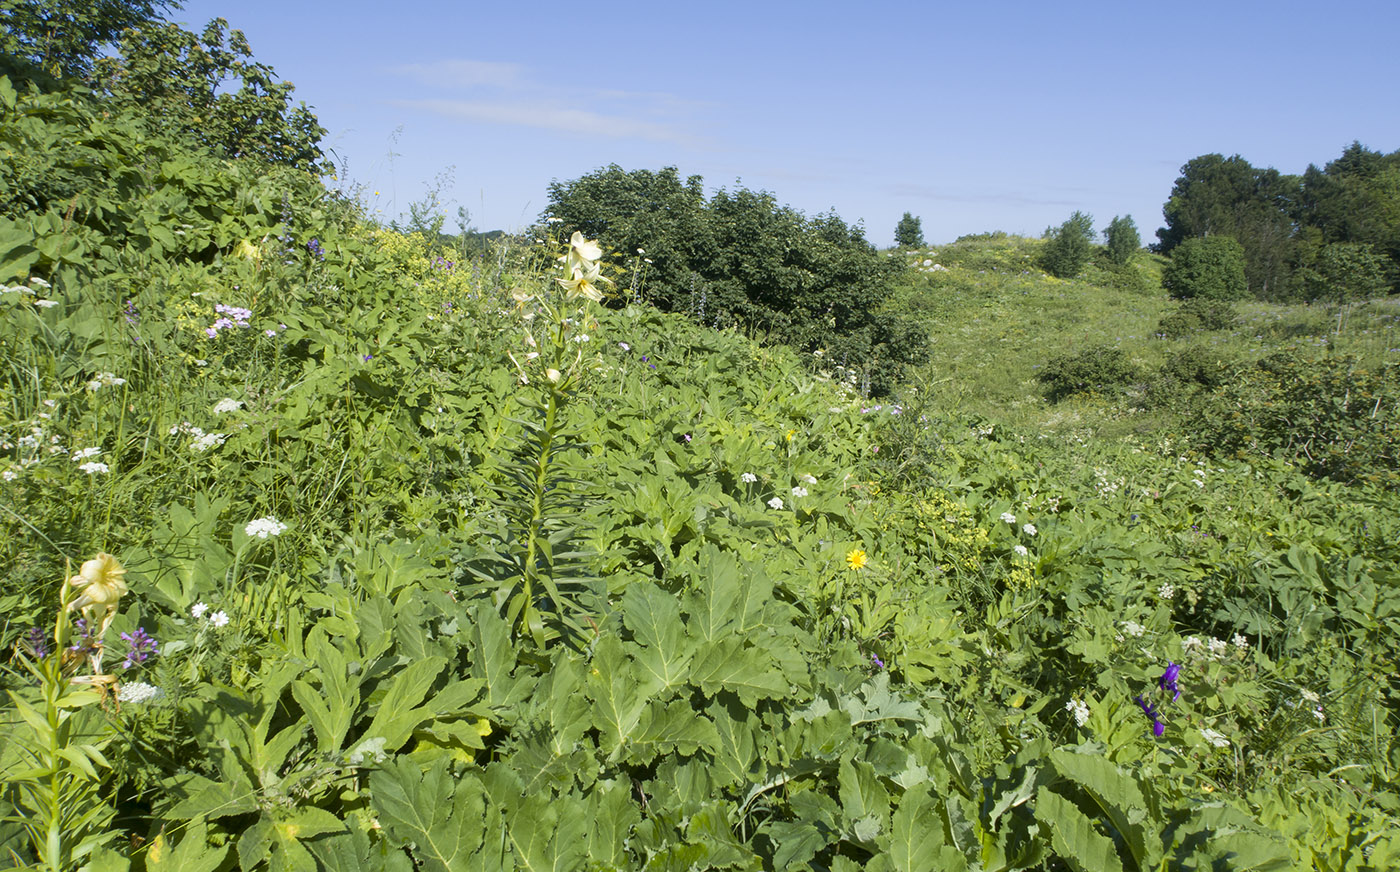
[1102,215,1140,266]
[545,164,925,395]
[1155,297,1240,338]
[0,0,175,81]
[1161,236,1248,301]
[1297,141,1400,292]
[1295,241,1392,303]
[3,39,1400,872]
[1037,345,1141,402]
[893,212,923,248]
[91,18,327,172]
[1187,350,1400,486]
[1040,211,1095,278]
[1155,153,1298,298]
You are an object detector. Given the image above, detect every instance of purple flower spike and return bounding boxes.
[1134,695,1166,738]
[119,627,159,669]
[1159,662,1182,701]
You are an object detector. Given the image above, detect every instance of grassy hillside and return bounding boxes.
[3,75,1400,870]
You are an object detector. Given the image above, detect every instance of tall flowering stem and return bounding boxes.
[497,232,610,647]
[6,558,124,870]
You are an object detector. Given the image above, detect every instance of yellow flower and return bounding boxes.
[69,552,128,611]
[786,429,797,442]
[557,260,612,303]
[846,548,868,571]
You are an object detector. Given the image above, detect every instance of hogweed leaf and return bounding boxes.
[1035,786,1124,872]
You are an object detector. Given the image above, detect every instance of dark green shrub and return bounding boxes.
[1295,241,1393,303]
[1156,298,1241,338]
[1144,346,1237,410]
[1040,211,1095,278]
[1037,345,1141,402]
[546,165,924,395]
[1161,236,1248,300]
[1189,351,1400,485]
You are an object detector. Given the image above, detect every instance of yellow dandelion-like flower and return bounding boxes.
[846,548,868,571]
[786,429,797,442]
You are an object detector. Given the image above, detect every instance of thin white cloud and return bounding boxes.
[397,98,691,144]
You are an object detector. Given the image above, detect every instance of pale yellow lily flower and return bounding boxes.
[557,261,612,303]
[69,552,128,612]
[567,231,603,267]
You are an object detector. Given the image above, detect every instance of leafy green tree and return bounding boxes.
[894,212,924,248]
[546,165,922,394]
[1155,153,1298,298]
[1103,215,1140,266]
[1161,236,1247,301]
[91,17,326,171]
[0,0,175,81]
[545,164,712,311]
[1040,211,1095,278]
[1296,142,1400,294]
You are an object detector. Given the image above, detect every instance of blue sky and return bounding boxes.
[171,0,1400,246]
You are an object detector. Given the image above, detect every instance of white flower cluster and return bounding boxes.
[1000,512,1017,524]
[1199,727,1230,748]
[79,461,110,475]
[117,681,165,705]
[1065,698,1090,727]
[212,398,244,414]
[245,516,288,539]
[1181,634,1244,660]
[169,422,226,452]
[191,601,230,628]
[740,472,757,483]
[86,372,127,391]
[767,497,784,510]
[1157,583,1175,601]
[1121,620,1146,638]
[791,486,809,498]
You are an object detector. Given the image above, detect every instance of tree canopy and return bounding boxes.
[546,165,925,394]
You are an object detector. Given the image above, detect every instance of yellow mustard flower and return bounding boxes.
[846,548,868,571]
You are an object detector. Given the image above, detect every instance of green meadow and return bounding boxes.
[3,9,1400,871]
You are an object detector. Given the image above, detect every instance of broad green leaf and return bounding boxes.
[587,781,640,869]
[364,656,449,751]
[682,545,742,642]
[838,759,889,842]
[1035,786,1124,872]
[505,792,587,872]
[1049,749,1153,867]
[884,786,963,872]
[370,758,488,872]
[164,775,259,821]
[145,820,230,872]
[589,635,647,759]
[690,639,789,706]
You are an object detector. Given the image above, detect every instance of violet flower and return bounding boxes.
[119,627,158,669]
[1134,695,1166,737]
[1159,662,1182,702]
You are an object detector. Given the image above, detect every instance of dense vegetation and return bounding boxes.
[2,4,1399,870]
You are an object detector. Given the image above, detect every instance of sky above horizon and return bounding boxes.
[170,0,1400,246]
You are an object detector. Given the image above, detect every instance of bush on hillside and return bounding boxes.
[1188,351,1400,485]
[1156,297,1241,338]
[894,211,924,247]
[1037,345,1141,402]
[1294,241,1393,304]
[546,164,926,395]
[1161,236,1248,301]
[1103,214,1141,266]
[1040,211,1095,278]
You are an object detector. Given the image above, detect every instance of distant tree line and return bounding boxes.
[1155,144,1400,302]
[547,165,928,395]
